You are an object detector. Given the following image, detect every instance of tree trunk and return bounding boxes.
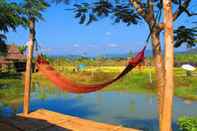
[161,0,174,130]
[150,28,165,129]
[23,17,35,115]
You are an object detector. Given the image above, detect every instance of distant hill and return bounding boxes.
[186,48,197,54]
[176,48,197,55]
[47,49,154,59]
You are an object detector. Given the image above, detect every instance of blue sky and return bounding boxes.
[6,2,197,56]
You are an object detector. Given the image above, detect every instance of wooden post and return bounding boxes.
[23,17,35,115]
[160,0,174,131]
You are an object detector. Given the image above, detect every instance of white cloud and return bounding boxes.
[105,31,112,36]
[73,44,79,47]
[107,43,118,48]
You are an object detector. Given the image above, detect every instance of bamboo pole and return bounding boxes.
[23,17,35,115]
[160,0,174,131]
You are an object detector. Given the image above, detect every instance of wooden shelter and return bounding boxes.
[6,44,26,61]
[0,58,13,72]
[0,44,26,72]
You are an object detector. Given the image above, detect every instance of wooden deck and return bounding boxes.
[0,109,141,131]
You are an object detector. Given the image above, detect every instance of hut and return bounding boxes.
[0,44,26,72]
[0,58,13,72]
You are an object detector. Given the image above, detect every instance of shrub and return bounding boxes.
[177,116,197,131]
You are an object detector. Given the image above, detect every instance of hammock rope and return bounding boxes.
[36,46,146,94]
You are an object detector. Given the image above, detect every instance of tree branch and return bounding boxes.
[147,0,155,21]
[129,0,146,19]
[130,0,158,26]
[173,0,192,20]
[184,9,197,16]
[159,0,192,30]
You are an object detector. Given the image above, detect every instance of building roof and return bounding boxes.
[0,58,12,64]
[5,44,26,61]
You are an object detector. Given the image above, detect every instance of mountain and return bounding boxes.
[175,48,197,54]
[186,48,197,54]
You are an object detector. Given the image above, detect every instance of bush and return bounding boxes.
[177,116,197,131]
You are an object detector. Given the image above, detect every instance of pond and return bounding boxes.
[0,83,197,131]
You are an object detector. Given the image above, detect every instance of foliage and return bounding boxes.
[174,26,197,48]
[177,116,197,131]
[0,0,25,55]
[62,0,196,28]
[17,44,27,54]
[0,0,49,55]
[0,35,7,56]
[0,0,26,32]
[21,0,49,21]
[71,1,141,25]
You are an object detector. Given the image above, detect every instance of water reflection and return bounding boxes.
[0,83,197,131]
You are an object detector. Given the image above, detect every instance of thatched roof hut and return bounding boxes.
[0,44,26,71]
[0,44,26,62]
[5,44,26,61]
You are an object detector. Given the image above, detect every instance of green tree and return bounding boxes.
[174,26,197,48]
[20,0,49,115]
[17,45,28,54]
[0,35,7,56]
[0,0,26,55]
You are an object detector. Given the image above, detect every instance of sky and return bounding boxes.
[6,2,197,56]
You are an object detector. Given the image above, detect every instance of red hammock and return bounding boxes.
[36,46,146,94]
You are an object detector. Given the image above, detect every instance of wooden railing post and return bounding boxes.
[23,17,35,115]
[161,0,175,131]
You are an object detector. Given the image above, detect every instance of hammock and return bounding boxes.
[36,46,146,94]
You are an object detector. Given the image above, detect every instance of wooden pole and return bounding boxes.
[23,17,35,115]
[160,0,174,131]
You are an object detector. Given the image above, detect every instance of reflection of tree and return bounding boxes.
[0,79,23,105]
[0,79,24,117]
[129,99,136,113]
[95,92,102,106]
[76,94,82,100]
[34,82,48,100]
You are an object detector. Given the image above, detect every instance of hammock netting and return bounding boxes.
[36,46,146,94]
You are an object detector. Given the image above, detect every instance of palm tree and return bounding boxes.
[21,0,49,115]
[0,0,25,55]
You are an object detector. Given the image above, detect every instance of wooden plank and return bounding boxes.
[0,123,20,131]
[0,115,53,131]
[17,109,141,131]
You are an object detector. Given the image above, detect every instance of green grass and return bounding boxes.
[31,66,197,99]
[0,67,197,103]
[175,53,197,63]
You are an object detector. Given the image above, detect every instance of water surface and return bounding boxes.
[0,84,197,131]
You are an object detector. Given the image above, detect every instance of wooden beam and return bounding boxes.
[161,0,175,131]
[23,17,35,115]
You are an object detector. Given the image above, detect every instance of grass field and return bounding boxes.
[0,65,197,104]
[31,66,197,100]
